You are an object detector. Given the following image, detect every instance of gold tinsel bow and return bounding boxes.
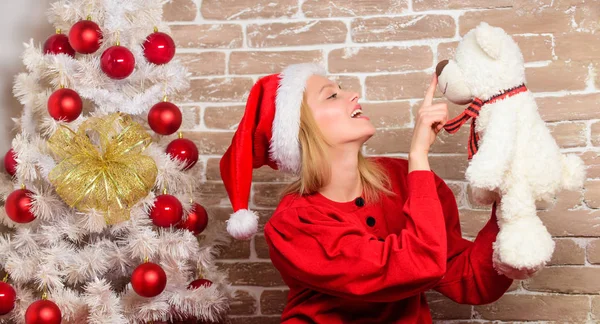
[48,113,158,224]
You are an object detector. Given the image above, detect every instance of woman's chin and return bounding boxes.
[333,120,376,146]
[358,126,376,143]
[357,121,376,135]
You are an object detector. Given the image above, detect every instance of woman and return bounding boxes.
[219,63,539,323]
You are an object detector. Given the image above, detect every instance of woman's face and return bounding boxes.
[305,75,375,148]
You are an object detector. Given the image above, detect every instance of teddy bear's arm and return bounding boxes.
[466,104,518,190]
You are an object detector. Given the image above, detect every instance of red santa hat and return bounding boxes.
[219,63,326,240]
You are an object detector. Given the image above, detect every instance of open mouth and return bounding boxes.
[350,105,369,120]
[351,108,363,118]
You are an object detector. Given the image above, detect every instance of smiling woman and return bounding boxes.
[219,63,521,323]
[278,74,391,204]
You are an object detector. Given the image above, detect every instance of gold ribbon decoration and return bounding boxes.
[47,113,158,224]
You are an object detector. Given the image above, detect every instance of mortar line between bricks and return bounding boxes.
[191,126,589,136]
[540,264,600,268]
[585,119,595,148]
[188,116,600,132]
[193,0,202,23]
[186,125,600,138]
[296,0,305,19]
[182,123,592,132]
[197,105,208,129]
[176,41,451,53]
[554,237,599,242]
[549,119,600,125]
[156,90,600,106]
[440,321,551,324]
[184,70,600,88]
[588,295,594,322]
[191,66,442,76]
[549,33,558,61]
[198,156,209,182]
[184,87,600,105]
[586,63,598,91]
[168,8,511,26]
[505,289,600,296]
[249,234,258,261]
[223,51,231,75]
[235,286,264,316]
[343,18,352,44]
[170,32,558,54]
[248,183,257,210]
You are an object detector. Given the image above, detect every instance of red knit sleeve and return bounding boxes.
[264,170,447,302]
[432,174,513,304]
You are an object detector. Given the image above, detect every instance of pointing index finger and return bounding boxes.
[424,74,438,106]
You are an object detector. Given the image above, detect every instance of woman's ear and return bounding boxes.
[475,22,504,60]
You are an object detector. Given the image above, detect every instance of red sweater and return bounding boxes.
[264,157,513,323]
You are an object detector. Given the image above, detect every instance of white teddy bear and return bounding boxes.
[435,22,586,270]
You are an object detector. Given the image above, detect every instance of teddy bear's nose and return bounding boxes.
[436,60,449,77]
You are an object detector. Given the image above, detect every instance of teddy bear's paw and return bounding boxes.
[466,163,503,191]
[493,217,555,270]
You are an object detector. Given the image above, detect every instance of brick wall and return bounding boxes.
[164,0,600,322]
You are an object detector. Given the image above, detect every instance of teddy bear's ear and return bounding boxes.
[475,22,504,60]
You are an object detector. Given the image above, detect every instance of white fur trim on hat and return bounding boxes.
[270,63,326,174]
[226,209,259,240]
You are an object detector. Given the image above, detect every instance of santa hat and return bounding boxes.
[219,63,326,240]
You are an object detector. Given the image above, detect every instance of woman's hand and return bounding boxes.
[409,74,449,172]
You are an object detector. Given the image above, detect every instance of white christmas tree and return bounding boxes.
[0,0,233,323]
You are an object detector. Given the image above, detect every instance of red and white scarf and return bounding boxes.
[443,84,528,160]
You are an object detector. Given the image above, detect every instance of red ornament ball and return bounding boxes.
[5,189,36,224]
[4,149,17,177]
[47,88,83,122]
[0,281,16,315]
[177,203,208,236]
[188,278,212,290]
[101,46,136,80]
[131,262,167,298]
[143,32,176,65]
[24,300,61,324]
[68,20,102,54]
[166,138,198,170]
[148,101,182,135]
[150,194,183,227]
[43,32,75,57]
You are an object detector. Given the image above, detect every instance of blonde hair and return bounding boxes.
[280,97,394,203]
